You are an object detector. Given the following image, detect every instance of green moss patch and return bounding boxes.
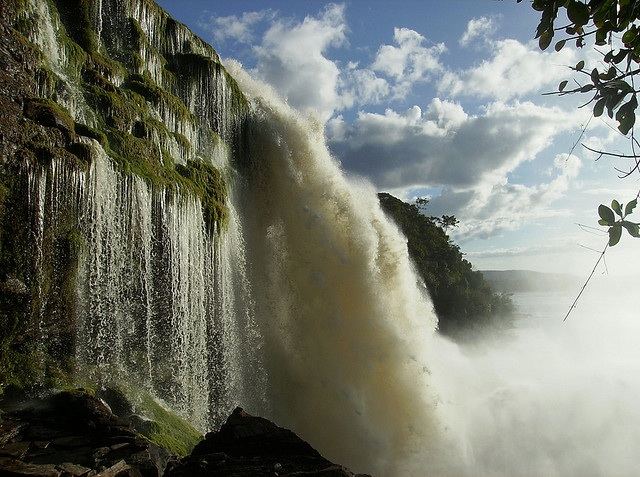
[75,122,107,145]
[95,384,202,457]
[136,393,202,456]
[23,98,75,136]
[175,160,228,234]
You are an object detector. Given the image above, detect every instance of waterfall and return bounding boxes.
[16,1,452,474]
[226,62,454,476]
[25,144,263,432]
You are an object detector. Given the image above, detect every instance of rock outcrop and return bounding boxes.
[167,407,371,477]
[0,390,170,476]
[0,392,368,477]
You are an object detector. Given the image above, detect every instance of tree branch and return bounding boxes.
[563,243,608,322]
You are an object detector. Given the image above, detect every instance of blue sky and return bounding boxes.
[158,0,640,275]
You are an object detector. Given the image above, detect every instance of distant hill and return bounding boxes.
[481,270,579,293]
[378,193,514,338]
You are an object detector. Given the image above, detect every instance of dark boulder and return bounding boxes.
[166,407,370,477]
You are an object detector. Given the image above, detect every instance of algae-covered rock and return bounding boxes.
[0,389,170,476]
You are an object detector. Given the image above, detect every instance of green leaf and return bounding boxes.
[593,97,606,117]
[621,221,640,237]
[613,50,628,64]
[609,224,622,246]
[618,113,635,135]
[598,219,610,226]
[599,66,616,80]
[598,204,616,224]
[612,199,623,216]
[576,60,585,71]
[622,28,636,45]
[625,199,637,216]
[555,39,566,51]
[539,31,553,50]
[567,0,591,27]
[559,80,569,92]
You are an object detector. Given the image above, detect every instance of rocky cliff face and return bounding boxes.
[0,0,261,431]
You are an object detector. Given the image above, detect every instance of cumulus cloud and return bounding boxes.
[209,9,449,119]
[330,100,592,237]
[200,10,274,44]
[429,153,583,239]
[459,16,496,47]
[439,39,579,101]
[340,65,391,108]
[251,4,347,122]
[331,99,584,189]
[372,27,446,98]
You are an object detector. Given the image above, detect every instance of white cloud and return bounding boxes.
[372,27,446,99]
[459,16,496,47]
[433,153,583,239]
[341,67,390,107]
[330,100,592,237]
[200,10,274,44]
[439,39,579,101]
[252,4,347,122]
[331,99,585,189]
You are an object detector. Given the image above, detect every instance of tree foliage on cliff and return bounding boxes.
[378,193,514,338]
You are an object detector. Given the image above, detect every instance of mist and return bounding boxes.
[432,280,640,476]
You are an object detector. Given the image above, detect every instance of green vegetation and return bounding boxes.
[379,193,514,338]
[176,160,228,233]
[94,384,202,456]
[136,392,202,456]
[23,98,76,135]
[526,0,640,246]
[1,0,235,400]
[525,0,640,318]
[598,199,640,246]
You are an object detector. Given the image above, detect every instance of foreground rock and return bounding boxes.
[0,390,170,476]
[166,407,370,477]
[1,392,369,476]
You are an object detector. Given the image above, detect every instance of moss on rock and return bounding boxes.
[175,160,228,234]
[23,98,75,136]
[136,393,202,456]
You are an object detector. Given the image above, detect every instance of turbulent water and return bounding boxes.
[223,63,640,477]
[18,2,640,475]
[226,62,453,475]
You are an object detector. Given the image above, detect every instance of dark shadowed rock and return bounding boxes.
[0,390,169,477]
[166,407,371,477]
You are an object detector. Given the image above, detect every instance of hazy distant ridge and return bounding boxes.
[481,270,579,293]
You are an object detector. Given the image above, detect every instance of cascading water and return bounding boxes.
[25,142,264,432]
[16,2,640,476]
[18,1,455,471]
[225,62,459,475]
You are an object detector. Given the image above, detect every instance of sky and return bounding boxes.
[157,0,640,276]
